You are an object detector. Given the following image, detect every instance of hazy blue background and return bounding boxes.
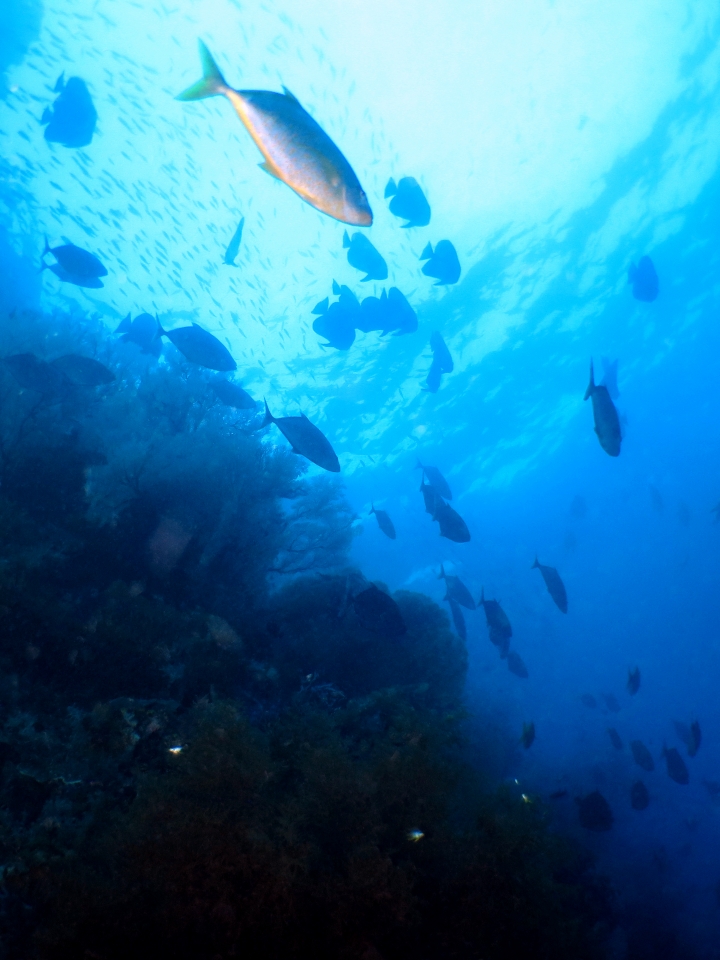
[4,0,720,953]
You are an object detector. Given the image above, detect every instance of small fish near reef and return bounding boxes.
[223,216,245,265]
[263,401,340,473]
[384,176,431,227]
[531,558,568,613]
[115,313,162,357]
[157,322,236,372]
[584,361,621,457]
[41,73,97,147]
[628,255,659,302]
[576,791,613,831]
[343,230,387,281]
[420,240,461,285]
[438,563,475,609]
[627,667,641,696]
[177,41,373,226]
[369,504,396,540]
[521,721,535,749]
[42,238,108,286]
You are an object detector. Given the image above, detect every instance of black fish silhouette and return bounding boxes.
[263,401,340,473]
[41,74,97,147]
[223,216,245,265]
[369,504,396,540]
[416,461,452,500]
[384,176,430,227]
[531,558,568,613]
[630,740,654,771]
[115,313,162,357]
[343,230,387,281]
[584,361,621,457]
[419,240,460,285]
[158,323,236,371]
[438,562,475,609]
[576,791,613,831]
[51,355,114,386]
[211,379,256,409]
[631,781,649,810]
[352,584,406,637]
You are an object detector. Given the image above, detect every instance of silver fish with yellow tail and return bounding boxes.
[176,41,372,226]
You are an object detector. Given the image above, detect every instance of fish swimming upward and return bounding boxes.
[177,41,372,226]
[584,361,621,457]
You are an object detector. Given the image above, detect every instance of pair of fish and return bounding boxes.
[416,461,468,543]
[2,352,114,396]
[628,255,659,302]
[385,177,431,227]
[424,332,453,394]
[177,41,372,226]
[531,557,567,613]
[41,73,97,148]
[312,283,417,350]
[420,240,461,285]
[42,238,108,288]
[116,314,236,372]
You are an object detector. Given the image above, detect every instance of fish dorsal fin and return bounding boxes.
[420,242,433,260]
[115,313,132,334]
[258,161,282,181]
[384,178,397,198]
[282,85,301,105]
[438,562,445,580]
[342,230,351,249]
[332,279,341,295]
[312,297,329,316]
[54,72,65,92]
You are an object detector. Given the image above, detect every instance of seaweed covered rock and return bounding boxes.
[25,699,611,960]
[261,575,467,710]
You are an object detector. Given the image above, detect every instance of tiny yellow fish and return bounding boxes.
[177,41,373,226]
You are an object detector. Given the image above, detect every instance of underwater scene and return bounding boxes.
[1,0,720,956]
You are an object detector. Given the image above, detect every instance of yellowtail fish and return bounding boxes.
[176,41,373,226]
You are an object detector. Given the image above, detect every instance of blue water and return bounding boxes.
[4,1,720,956]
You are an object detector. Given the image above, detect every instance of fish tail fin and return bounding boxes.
[415,458,424,472]
[583,361,595,401]
[115,313,132,334]
[154,315,167,339]
[531,557,539,569]
[262,399,274,427]
[176,40,229,101]
[420,242,433,260]
[438,562,445,580]
[369,503,375,516]
[342,230,351,249]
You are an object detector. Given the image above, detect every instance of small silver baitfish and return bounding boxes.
[177,41,373,226]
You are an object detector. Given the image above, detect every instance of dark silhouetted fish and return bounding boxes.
[352,584,406,637]
[369,504,396,540]
[581,694,597,708]
[384,176,430,227]
[223,216,244,265]
[420,239,460,285]
[115,313,162,357]
[41,74,97,147]
[531,558,568,613]
[44,263,104,288]
[438,563,475,609]
[602,693,621,713]
[649,484,664,515]
[420,479,438,515]
[51,355,115,386]
[521,721,535,749]
[631,781,649,811]
[42,238,108,280]
[2,353,72,397]
[550,789,568,800]
[416,461,452,500]
[357,287,416,336]
[608,728,623,750]
[433,499,470,543]
[211,379,256,409]
[628,255,658,302]
[313,284,359,350]
[688,721,701,758]
[507,650,528,678]
[447,598,466,641]
[627,667,640,696]
[601,357,620,399]
[263,401,340,472]
[177,41,372,226]
[343,230,387,281]
[663,746,689,785]
[479,589,512,651]
[424,331,453,393]
[630,740,655,772]
[158,322,236,371]
[584,361,621,457]
[576,790,613,831]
